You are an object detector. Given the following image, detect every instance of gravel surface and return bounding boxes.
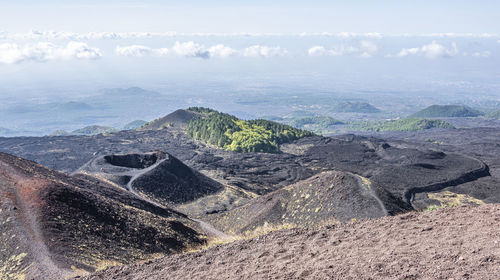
[82,204,500,280]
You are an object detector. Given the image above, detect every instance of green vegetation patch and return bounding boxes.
[187,110,314,153]
[186,107,218,115]
[347,118,455,132]
[289,116,344,128]
[285,110,317,119]
[410,105,483,118]
[485,110,500,120]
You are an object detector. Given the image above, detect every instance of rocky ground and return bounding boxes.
[1,113,500,279]
[0,126,493,211]
[0,152,206,279]
[81,204,500,280]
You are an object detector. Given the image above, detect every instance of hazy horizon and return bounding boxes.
[1,1,500,134]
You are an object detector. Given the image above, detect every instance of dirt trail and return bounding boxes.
[354,174,388,216]
[403,155,490,207]
[192,219,232,239]
[98,158,234,240]
[0,160,69,279]
[125,158,166,205]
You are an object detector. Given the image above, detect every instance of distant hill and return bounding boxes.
[186,108,315,153]
[7,101,93,114]
[289,116,344,128]
[122,120,148,130]
[485,110,500,120]
[285,110,316,119]
[72,125,117,135]
[410,105,483,118]
[0,127,13,135]
[52,101,94,111]
[210,171,410,234]
[101,87,160,97]
[48,130,71,136]
[331,102,381,113]
[348,118,455,132]
[142,109,204,130]
[286,116,344,135]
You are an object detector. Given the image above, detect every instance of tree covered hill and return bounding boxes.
[186,108,315,153]
[486,110,500,120]
[289,116,344,128]
[410,105,483,118]
[347,118,455,132]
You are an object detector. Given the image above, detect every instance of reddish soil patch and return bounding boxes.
[82,204,500,280]
[0,152,206,279]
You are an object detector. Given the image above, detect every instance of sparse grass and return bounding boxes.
[185,236,244,253]
[428,191,485,208]
[426,204,458,211]
[425,138,443,145]
[0,253,28,280]
[186,222,298,253]
[159,123,173,129]
[242,222,297,238]
[356,175,372,187]
[95,260,123,271]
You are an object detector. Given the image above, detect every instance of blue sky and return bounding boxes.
[1,0,499,33]
[0,1,499,97]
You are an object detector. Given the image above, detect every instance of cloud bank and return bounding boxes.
[395,41,459,58]
[0,41,101,64]
[171,41,210,58]
[242,45,287,58]
[308,41,378,57]
[115,42,285,59]
[1,30,499,41]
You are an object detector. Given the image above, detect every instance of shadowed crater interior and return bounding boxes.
[103,152,165,169]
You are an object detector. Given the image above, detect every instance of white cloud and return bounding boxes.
[308,46,328,56]
[62,42,102,59]
[359,40,378,57]
[421,41,458,58]
[471,51,491,58]
[242,45,288,58]
[422,33,498,38]
[307,41,378,57]
[171,41,210,58]
[0,43,24,64]
[394,41,459,58]
[116,45,153,57]
[116,45,170,57]
[396,47,420,57]
[208,44,237,58]
[0,41,101,64]
[115,42,236,59]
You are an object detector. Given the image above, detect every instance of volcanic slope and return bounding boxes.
[0,152,205,280]
[141,109,203,129]
[209,171,411,234]
[0,109,494,209]
[82,204,500,280]
[77,150,225,206]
